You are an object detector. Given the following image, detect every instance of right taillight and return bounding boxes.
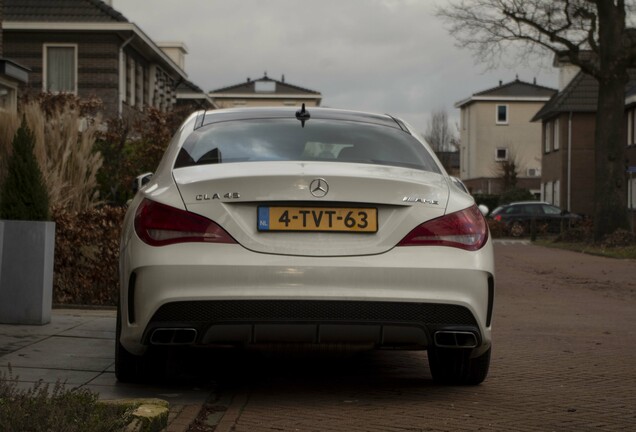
[134,198,236,246]
[397,205,488,251]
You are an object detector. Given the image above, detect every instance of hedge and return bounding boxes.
[53,206,126,306]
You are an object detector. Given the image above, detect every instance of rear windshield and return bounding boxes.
[174,119,441,173]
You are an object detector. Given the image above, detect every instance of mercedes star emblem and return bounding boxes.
[309,178,329,198]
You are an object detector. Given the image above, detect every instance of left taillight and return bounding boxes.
[397,205,488,251]
[134,198,236,246]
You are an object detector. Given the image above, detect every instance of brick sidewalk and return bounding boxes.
[192,244,636,431]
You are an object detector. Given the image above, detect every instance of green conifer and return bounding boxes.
[0,118,50,221]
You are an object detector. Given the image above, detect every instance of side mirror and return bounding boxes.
[478,204,489,217]
[132,172,153,194]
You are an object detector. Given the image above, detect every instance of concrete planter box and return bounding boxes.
[0,220,55,325]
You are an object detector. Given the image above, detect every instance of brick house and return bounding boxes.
[532,61,636,223]
[1,0,211,119]
[210,74,322,108]
[0,0,29,112]
[455,78,557,195]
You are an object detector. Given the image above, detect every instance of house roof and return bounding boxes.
[176,79,217,109]
[210,74,322,97]
[455,78,556,108]
[0,58,30,83]
[3,0,188,81]
[532,69,636,121]
[4,0,127,23]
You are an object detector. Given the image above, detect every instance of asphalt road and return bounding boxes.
[186,242,636,431]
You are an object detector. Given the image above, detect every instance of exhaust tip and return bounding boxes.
[150,328,197,345]
[434,331,478,348]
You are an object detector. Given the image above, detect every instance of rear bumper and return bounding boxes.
[142,299,483,349]
[120,239,495,355]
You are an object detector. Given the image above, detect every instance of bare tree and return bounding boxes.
[438,0,636,241]
[494,152,521,192]
[424,109,458,174]
[424,109,456,152]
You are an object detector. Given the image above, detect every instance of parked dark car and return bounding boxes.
[489,201,582,237]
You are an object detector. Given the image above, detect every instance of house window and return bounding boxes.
[495,147,508,161]
[496,105,508,124]
[43,44,77,93]
[629,176,636,210]
[255,81,276,92]
[544,181,553,204]
[545,121,552,153]
[0,83,15,111]
[136,63,144,109]
[628,108,636,146]
[632,110,636,145]
[127,56,136,106]
[553,180,560,206]
[553,119,560,150]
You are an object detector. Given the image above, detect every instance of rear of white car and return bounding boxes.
[118,107,495,385]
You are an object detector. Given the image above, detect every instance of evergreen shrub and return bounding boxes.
[0,119,50,221]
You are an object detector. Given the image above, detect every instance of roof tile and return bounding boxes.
[532,69,636,121]
[5,0,128,23]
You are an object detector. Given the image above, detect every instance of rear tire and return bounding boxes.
[510,221,525,237]
[427,347,491,385]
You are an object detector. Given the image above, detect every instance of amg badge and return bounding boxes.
[403,196,439,205]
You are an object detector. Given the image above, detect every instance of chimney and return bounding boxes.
[157,42,188,71]
[499,80,502,86]
[281,74,285,83]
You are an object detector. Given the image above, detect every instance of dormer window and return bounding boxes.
[255,81,276,93]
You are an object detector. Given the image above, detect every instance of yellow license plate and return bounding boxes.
[258,206,377,232]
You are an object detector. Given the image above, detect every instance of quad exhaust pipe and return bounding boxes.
[434,331,478,348]
[150,328,198,345]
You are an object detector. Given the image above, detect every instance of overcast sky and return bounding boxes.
[113,0,558,135]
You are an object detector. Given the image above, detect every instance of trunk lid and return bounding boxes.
[174,161,449,256]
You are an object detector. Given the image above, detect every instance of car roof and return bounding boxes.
[197,106,408,131]
[506,201,550,206]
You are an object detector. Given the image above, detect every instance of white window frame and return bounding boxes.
[632,110,636,145]
[127,56,136,107]
[43,43,78,94]
[496,104,509,125]
[495,147,508,161]
[628,108,635,146]
[553,180,560,206]
[545,181,553,204]
[629,176,636,210]
[0,81,17,112]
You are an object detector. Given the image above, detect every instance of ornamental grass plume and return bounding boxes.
[0,98,104,214]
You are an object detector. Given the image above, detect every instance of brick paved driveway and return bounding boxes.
[190,244,636,431]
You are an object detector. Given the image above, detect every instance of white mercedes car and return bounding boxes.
[117,106,495,385]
